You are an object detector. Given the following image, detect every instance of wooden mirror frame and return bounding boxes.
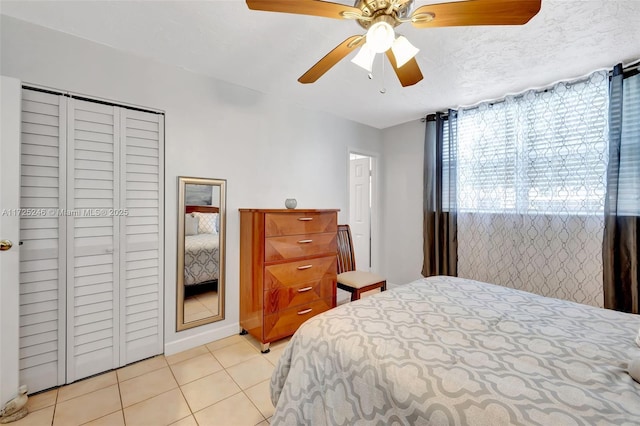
[176,176,226,331]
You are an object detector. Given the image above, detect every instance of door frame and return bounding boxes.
[346,147,380,274]
[0,76,21,404]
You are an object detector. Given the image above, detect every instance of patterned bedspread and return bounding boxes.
[184,233,219,286]
[271,276,640,425]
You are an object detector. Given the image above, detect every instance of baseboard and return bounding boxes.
[164,322,240,356]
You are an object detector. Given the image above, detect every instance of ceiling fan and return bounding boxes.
[246,0,542,87]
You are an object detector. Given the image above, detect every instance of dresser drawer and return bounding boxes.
[263,278,334,315]
[265,212,337,237]
[264,298,332,342]
[265,232,336,262]
[264,256,336,290]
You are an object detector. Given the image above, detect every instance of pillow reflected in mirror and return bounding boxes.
[193,212,218,235]
[185,214,199,236]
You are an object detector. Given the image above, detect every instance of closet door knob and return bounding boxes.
[0,240,13,251]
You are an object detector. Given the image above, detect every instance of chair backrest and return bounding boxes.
[337,224,356,274]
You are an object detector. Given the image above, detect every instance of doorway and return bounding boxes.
[348,151,378,273]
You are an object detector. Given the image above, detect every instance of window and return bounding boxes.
[454,71,609,215]
[441,117,452,209]
[617,72,640,215]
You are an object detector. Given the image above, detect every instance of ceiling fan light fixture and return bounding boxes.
[391,36,420,68]
[351,43,376,72]
[366,18,395,53]
[245,0,543,88]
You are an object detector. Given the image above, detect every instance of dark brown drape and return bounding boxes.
[422,111,457,277]
[603,64,640,313]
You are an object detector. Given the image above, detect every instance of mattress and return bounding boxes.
[184,233,219,286]
[270,276,640,425]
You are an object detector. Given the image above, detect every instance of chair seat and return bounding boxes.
[337,270,385,289]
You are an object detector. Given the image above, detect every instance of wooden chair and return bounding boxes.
[336,224,387,301]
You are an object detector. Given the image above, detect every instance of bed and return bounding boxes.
[270,276,640,425]
[184,205,219,286]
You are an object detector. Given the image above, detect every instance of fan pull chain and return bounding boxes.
[365,55,386,94]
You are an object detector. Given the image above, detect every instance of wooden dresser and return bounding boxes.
[239,209,339,352]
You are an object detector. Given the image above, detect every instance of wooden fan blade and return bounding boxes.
[411,0,541,28]
[246,0,361,20]
[298,35,365,84]
[385,50,423,87]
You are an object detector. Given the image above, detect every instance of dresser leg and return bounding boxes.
[260,342,270,354]
[239,329,248,335]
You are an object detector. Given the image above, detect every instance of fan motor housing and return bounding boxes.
[354,0,414,29]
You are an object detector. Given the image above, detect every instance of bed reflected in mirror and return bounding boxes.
[176,177,226,331]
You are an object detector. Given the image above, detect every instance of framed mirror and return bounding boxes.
[176,177,226,331]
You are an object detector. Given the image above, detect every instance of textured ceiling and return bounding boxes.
[1,0,640,129]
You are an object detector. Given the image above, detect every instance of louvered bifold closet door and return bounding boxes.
[19,90,66,393]
[66,98,120,382]
[18,91,163,390]
[119,109,164,364]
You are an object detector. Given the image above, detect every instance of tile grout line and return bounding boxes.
[164,357,194,424]
[230,342,275,423]
[76,382,123,425]
[203,341,247,411]
[83,358,173,424]
[168,364,192,426]
[118,361,174,411]
[116,377,125,425]
[244,379,273,425]
[53,383,122,426]
[203,338,269,423]
[50,388,59,426]
[188,389,264,425]
[33,335,279,426]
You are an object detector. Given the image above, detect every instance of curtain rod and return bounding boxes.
[623,57,640,71]
[622,59,640,77]
[423,58,640,120]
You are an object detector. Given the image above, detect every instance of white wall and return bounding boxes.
[381,119,425,287]
[0,16,383,356]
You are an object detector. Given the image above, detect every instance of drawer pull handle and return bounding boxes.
[298,239,313,244]
[298,286,313,293]
[298,217,313,221]
[297,308,313,315]
[297,265,313,270]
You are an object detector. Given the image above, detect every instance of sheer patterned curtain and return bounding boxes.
[603,65,640,313]
[456,71,610,307]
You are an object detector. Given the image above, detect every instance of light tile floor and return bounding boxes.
[15,333,289,426]
[16,288,379,426]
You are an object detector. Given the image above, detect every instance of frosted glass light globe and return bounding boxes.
[366,21,395,53]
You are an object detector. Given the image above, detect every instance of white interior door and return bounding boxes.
[349,156,371,271]
[1,76,22,403]
[18,89,67,393]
